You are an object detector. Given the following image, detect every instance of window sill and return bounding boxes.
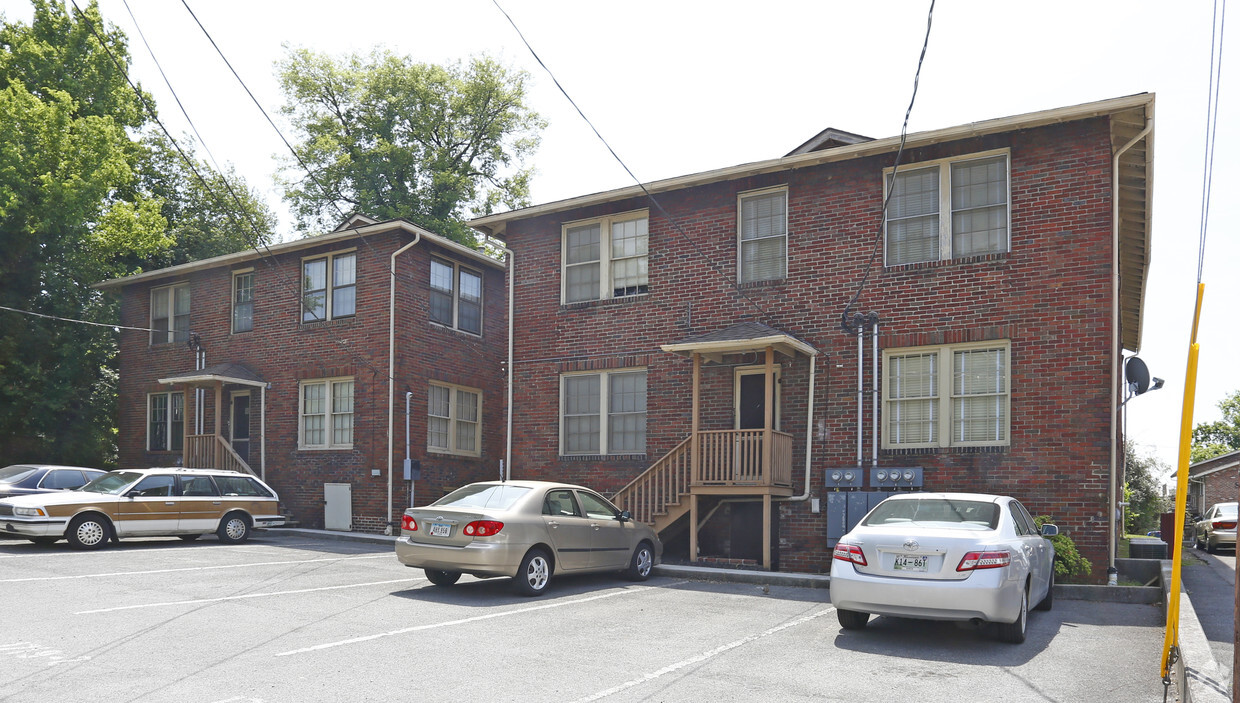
[297,445,355,452]
[881,445,1009,456]
[738,278,786,290]
[428,321,483,338]
[428,448,482,458]
[561,293,649,311]
[559,454,648,461]
[301,317,357,328]
[885,252,1009,273]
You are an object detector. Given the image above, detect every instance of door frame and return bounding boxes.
[733,365,781,430]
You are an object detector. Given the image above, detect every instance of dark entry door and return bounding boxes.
[736,374,767,481]
[231,394,250,465]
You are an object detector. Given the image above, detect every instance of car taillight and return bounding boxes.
[463,520,504,537]
[957,550,1012,571]
[1213,521,1237,530]
[401,515,418,532]
[832,543,867,566]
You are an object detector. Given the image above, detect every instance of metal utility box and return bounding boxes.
[823,467,864,489]
[825,491,889,547]
[324,482,352,531]
[868,466,924,489]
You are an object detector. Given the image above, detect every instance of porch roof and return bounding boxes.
[660,322,817,363]
[158,363,265,388]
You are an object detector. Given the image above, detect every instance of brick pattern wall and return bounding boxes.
[503,119,1120,578]
[116,230,506,531]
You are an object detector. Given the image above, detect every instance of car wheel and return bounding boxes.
[1034,571,1054,612]
[626,542,654,581]
[28,537,58,546]
[178,534,201,542]
[997,587,1029,644]
[1207,537,1218,554]
[217,513,251,544]
[66,514,110,550]
[1195,532,1204,549]
[837,609,869,630]
[513,548,552,596]
[424,569,462,586]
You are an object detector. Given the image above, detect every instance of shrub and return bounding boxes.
[1035,515,1093,579]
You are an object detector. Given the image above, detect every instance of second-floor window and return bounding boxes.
[429,259,483,335]
[883,341,1010,449]
[303,251,356,322]
[148,392,184,451]
[300,378,354,449]
[427,382,481,456]
[150,283,190,345]
[885,150,1010,266]
[738,187,788,284]
[232,270,254,333]
[561,369,647,455]
[562,210,649,303]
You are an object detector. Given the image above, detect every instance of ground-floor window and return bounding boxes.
[147,392,185,452]
[560,368,647,455]
[300,378,354,449]
[428,382,482,456]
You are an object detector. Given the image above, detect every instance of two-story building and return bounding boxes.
[95,216,508,531]
[469,94,1154,578]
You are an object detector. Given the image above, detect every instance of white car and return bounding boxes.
[829,492,1057,644]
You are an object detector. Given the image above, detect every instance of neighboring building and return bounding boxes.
[95,216,508,531]
[1185,450,1240,515]
[469,94,1154,578]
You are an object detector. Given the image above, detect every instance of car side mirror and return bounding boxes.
[1040,524,1059,537]
[618,510,632,523]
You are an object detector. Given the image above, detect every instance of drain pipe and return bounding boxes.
[872,316,879,469]
[387,232,421,532]
[856,324,864,469]
[485,234,516,479]
[780,349,818,503]
[1108,115,1153,581]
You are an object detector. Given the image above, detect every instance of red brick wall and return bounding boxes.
[115,230,506,531]
[502,119,1120,578]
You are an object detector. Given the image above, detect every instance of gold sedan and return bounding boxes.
[395,480,662,596]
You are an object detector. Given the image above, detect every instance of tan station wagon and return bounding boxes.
[0,467,285,549]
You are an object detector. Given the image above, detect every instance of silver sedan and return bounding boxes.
[1194,502,1237,553]
[395,480,662,596]
[829,492,1057,644]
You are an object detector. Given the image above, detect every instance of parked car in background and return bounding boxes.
[1194,502,1237,554]
[829,493,1057,644]
[0,464,107,499]
[396,480,662,596]
[0,467,285,549]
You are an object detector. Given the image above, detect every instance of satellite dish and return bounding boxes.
[1125,357,1151,396]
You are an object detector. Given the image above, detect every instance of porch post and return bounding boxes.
[690,493,699,564]
[260,384,266,481]
[763,346,774,482]
[213,382,223,470]
[762,493,772,570]
[690,352,701,565]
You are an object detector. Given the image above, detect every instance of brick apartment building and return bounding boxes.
[469,94,1154,578]
[96,216,508,531]
[1184,449,1240,516]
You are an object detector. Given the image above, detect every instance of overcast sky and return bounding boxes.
[3,0,1235,479]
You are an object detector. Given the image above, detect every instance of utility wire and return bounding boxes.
[839,0,935,334]
[1196,0,1227,284]
[0,304,159,333]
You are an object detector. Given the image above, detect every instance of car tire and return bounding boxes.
[1034,571,1054,612]
[66,514,110,550]
[837,609,869,630]
[1207,537,1218,554]
[217,512,251,544]
[425,569,462,586]
[997,587,1029,644]
[625,542,654,581]
[1195,532,1204,549]
[178,534,201,542]
[513,548,552,596]
[28,537,58,546]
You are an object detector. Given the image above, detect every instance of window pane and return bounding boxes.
[333,254,356,287]
[887,215,939,265]
[953,395,1007,443]
[430,260,454,293]
[611,255,648,297]
[459,269,482,333]
[890,353,938,399]
[611,218,648,259]
[890,398,937,445]
[332,412,353,445]
[456,389,479,422]
[303,414,324,446]
[303,290,327,322]
[565,224,601,264]
[608,412,646,453]
[565,416,600,454]
[149,394,168,451]
[954,348,1006,395]
[890,167,939,218]
[564,374,601,454]
[740,192,787,240]
[951,157,1006,210]
[564,375,600,415]
[609,372,647,413]
[456,420,477,453]
[429,289,453,326]
[953,205,1007,257]
[303,383,325,415]
[741,236,787,282]
[332,284,356,318]
[428,416,449,450]
[304,260,326,292]
[566,262,601,303]
[428,385,450,418]
[332,381,354,414]
[233,273,254,333]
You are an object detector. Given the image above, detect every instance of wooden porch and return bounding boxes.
[158,363,266,478]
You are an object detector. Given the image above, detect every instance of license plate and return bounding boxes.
[893,554,928,572]
[429,523,451,537]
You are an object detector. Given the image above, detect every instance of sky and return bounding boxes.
[2,0,1236,479]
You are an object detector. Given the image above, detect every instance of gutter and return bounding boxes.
[484,235,516,479]
[387,232,422,531]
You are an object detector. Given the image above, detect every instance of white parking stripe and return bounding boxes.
[570,606,836,703]
[0,541,337,559]
[75,577,423,614]
[274,582,682,658]
[0,553,392,583]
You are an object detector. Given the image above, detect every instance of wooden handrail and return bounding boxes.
[613,435,693,526]
[185,434,258,477]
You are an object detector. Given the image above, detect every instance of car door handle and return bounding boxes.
[165,501,176,506]
[547,521,560,528]
[213,501,221,505]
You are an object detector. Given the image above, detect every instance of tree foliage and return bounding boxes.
[0,1,273,467]
[1191,390,1240,464]
[276,48,544,244]
[1124,440,1170,535]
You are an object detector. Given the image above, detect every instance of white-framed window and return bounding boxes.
[302,251,356,322]
[150,283,190,345]
[429,258,483,335]
[147,391,185,452]
[300,378,354,449]
[560,369,647,455]
[738,187,788,284]
[427,382,482,456]
[232,269,254,333]
[883,341,1011,449]
[562,210,649,303]
[884,149,1010,266]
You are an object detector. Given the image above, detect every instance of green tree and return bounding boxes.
[276,48,544,244]
[1124,440,1170,535]
[1191,390,1240,463]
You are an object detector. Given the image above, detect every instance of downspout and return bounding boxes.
[856,327,864,468]
[872,317,879,469]
[1109,116,1153,578]
[260,383,266,481]
[387,232,421,532]
[780,349,818,503]
[485,234,516,479]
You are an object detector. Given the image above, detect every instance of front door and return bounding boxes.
[734,369,780,482]
[230,392,251,465]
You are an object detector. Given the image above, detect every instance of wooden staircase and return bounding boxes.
[185,434,258,477]
[613,436,694,533]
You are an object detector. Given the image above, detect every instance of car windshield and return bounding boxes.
[863,498,1000,530]
[0,465,39,484]
[432,484,532,510]
[80,471,144,495]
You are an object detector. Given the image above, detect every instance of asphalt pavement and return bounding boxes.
[1180,544,1236,692]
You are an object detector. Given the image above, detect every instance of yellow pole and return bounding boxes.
[1162,283,1205,678]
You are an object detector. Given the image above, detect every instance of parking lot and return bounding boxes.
[1,530,1170,702]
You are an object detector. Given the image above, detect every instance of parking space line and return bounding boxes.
[0,541,339,559]
[0,553,392,583]
[274,582,684,658]
[75,577,423,614]
[570,605,836,703]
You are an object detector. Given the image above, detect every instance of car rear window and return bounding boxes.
[863,498,1000,530]
[1216,504,1238,518]
[0,465,39,484]
[216,476,272,497]
[433,484,531,510]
